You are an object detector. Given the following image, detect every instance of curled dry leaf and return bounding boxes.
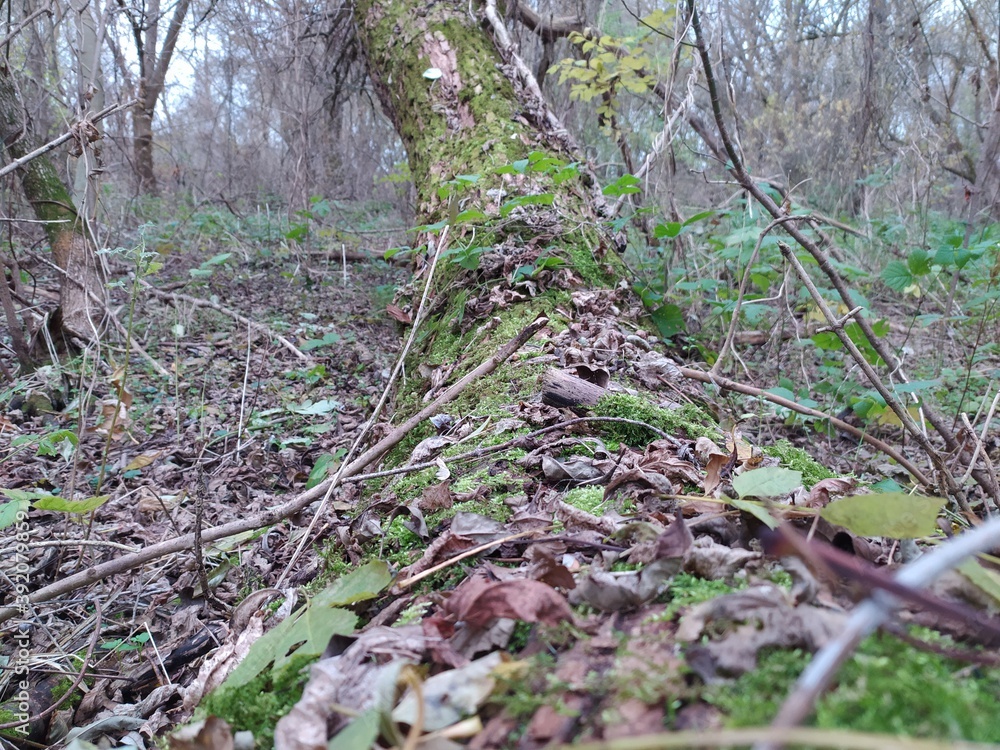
[676,585,846,681]
[393,651,507,731]
[571,558,683,611]
[410,435,455,463]
[275,626,428,750]
[386,303,412,324]
[181,615,265,711]
[541,454,606,483]
[684,536,761,581]
[420,480,453,511]
[89,397,130,440]
[803,476,858,508]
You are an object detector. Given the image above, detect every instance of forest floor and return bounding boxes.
[2,212,1000,750]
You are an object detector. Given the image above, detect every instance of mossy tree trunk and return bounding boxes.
[354,0,607,225]
[0,59,107,354]
[351,0,640,468]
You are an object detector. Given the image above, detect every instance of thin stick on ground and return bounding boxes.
[276,225,452,587]
[0,601,102,731]
[677,367,933,487]
[685,0,996,504]
[139,280,310,361]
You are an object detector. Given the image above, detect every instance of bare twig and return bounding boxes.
[276,225,452,586]
[0,100,137,181]
[0,601,101,730]
[712,215,808,376]
[560,726,1000,750]
[778,242,963,503]
[685,0,988,504]
[678,365,933,487]
[0,7,53,50]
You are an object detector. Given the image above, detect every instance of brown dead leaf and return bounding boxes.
[420,480,453,511]
[89,397,130,440]
[124,450,162,472]
[455,579,575,628]
[571,557,682,611]
[275,627,429,750]
[527,547,577,591]
[702,451,729,495]
[803,476,858,508]
[685,536,761,581]
[386,303,412,324]
[181,616,264,711]
[655,512,694,559]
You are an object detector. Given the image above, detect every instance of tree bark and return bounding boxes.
[0,60,107,351]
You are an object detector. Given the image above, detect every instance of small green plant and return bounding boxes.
[101,631,151,653]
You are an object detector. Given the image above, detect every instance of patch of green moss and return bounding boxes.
[451,492,513,523]
[201,653,313,748]
[563,486,606,514]
[593,393,719,445]
[763,439,837,487]
[50,677,80,706]
[382,514,425,550]
[644,572,746,623]
[704,629,1000,741]
[0,707,24,741]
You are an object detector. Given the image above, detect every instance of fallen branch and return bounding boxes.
[765,516,1000,744]
[0,99,137,181]
[684,0,990,504]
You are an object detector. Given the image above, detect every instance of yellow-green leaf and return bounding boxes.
[820,492,945,538]
[33,495,110,514]
[957,559,1000,608]
[732,467,802,498]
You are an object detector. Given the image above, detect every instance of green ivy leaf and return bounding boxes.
[654,222,682,239]
[907,248,931,276]
[0,496,29,530]
[648,303,685,338]
[728,497,779,529]
[33,494,110,514]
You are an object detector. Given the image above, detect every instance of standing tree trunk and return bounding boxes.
[0,60,107,351]
[123,0,191,194]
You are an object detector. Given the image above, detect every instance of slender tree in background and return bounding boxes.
[113,0,191,194]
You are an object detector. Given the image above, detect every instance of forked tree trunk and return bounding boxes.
[353,0,608,226]
[128,0,192,195]
[0,60,107,354]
